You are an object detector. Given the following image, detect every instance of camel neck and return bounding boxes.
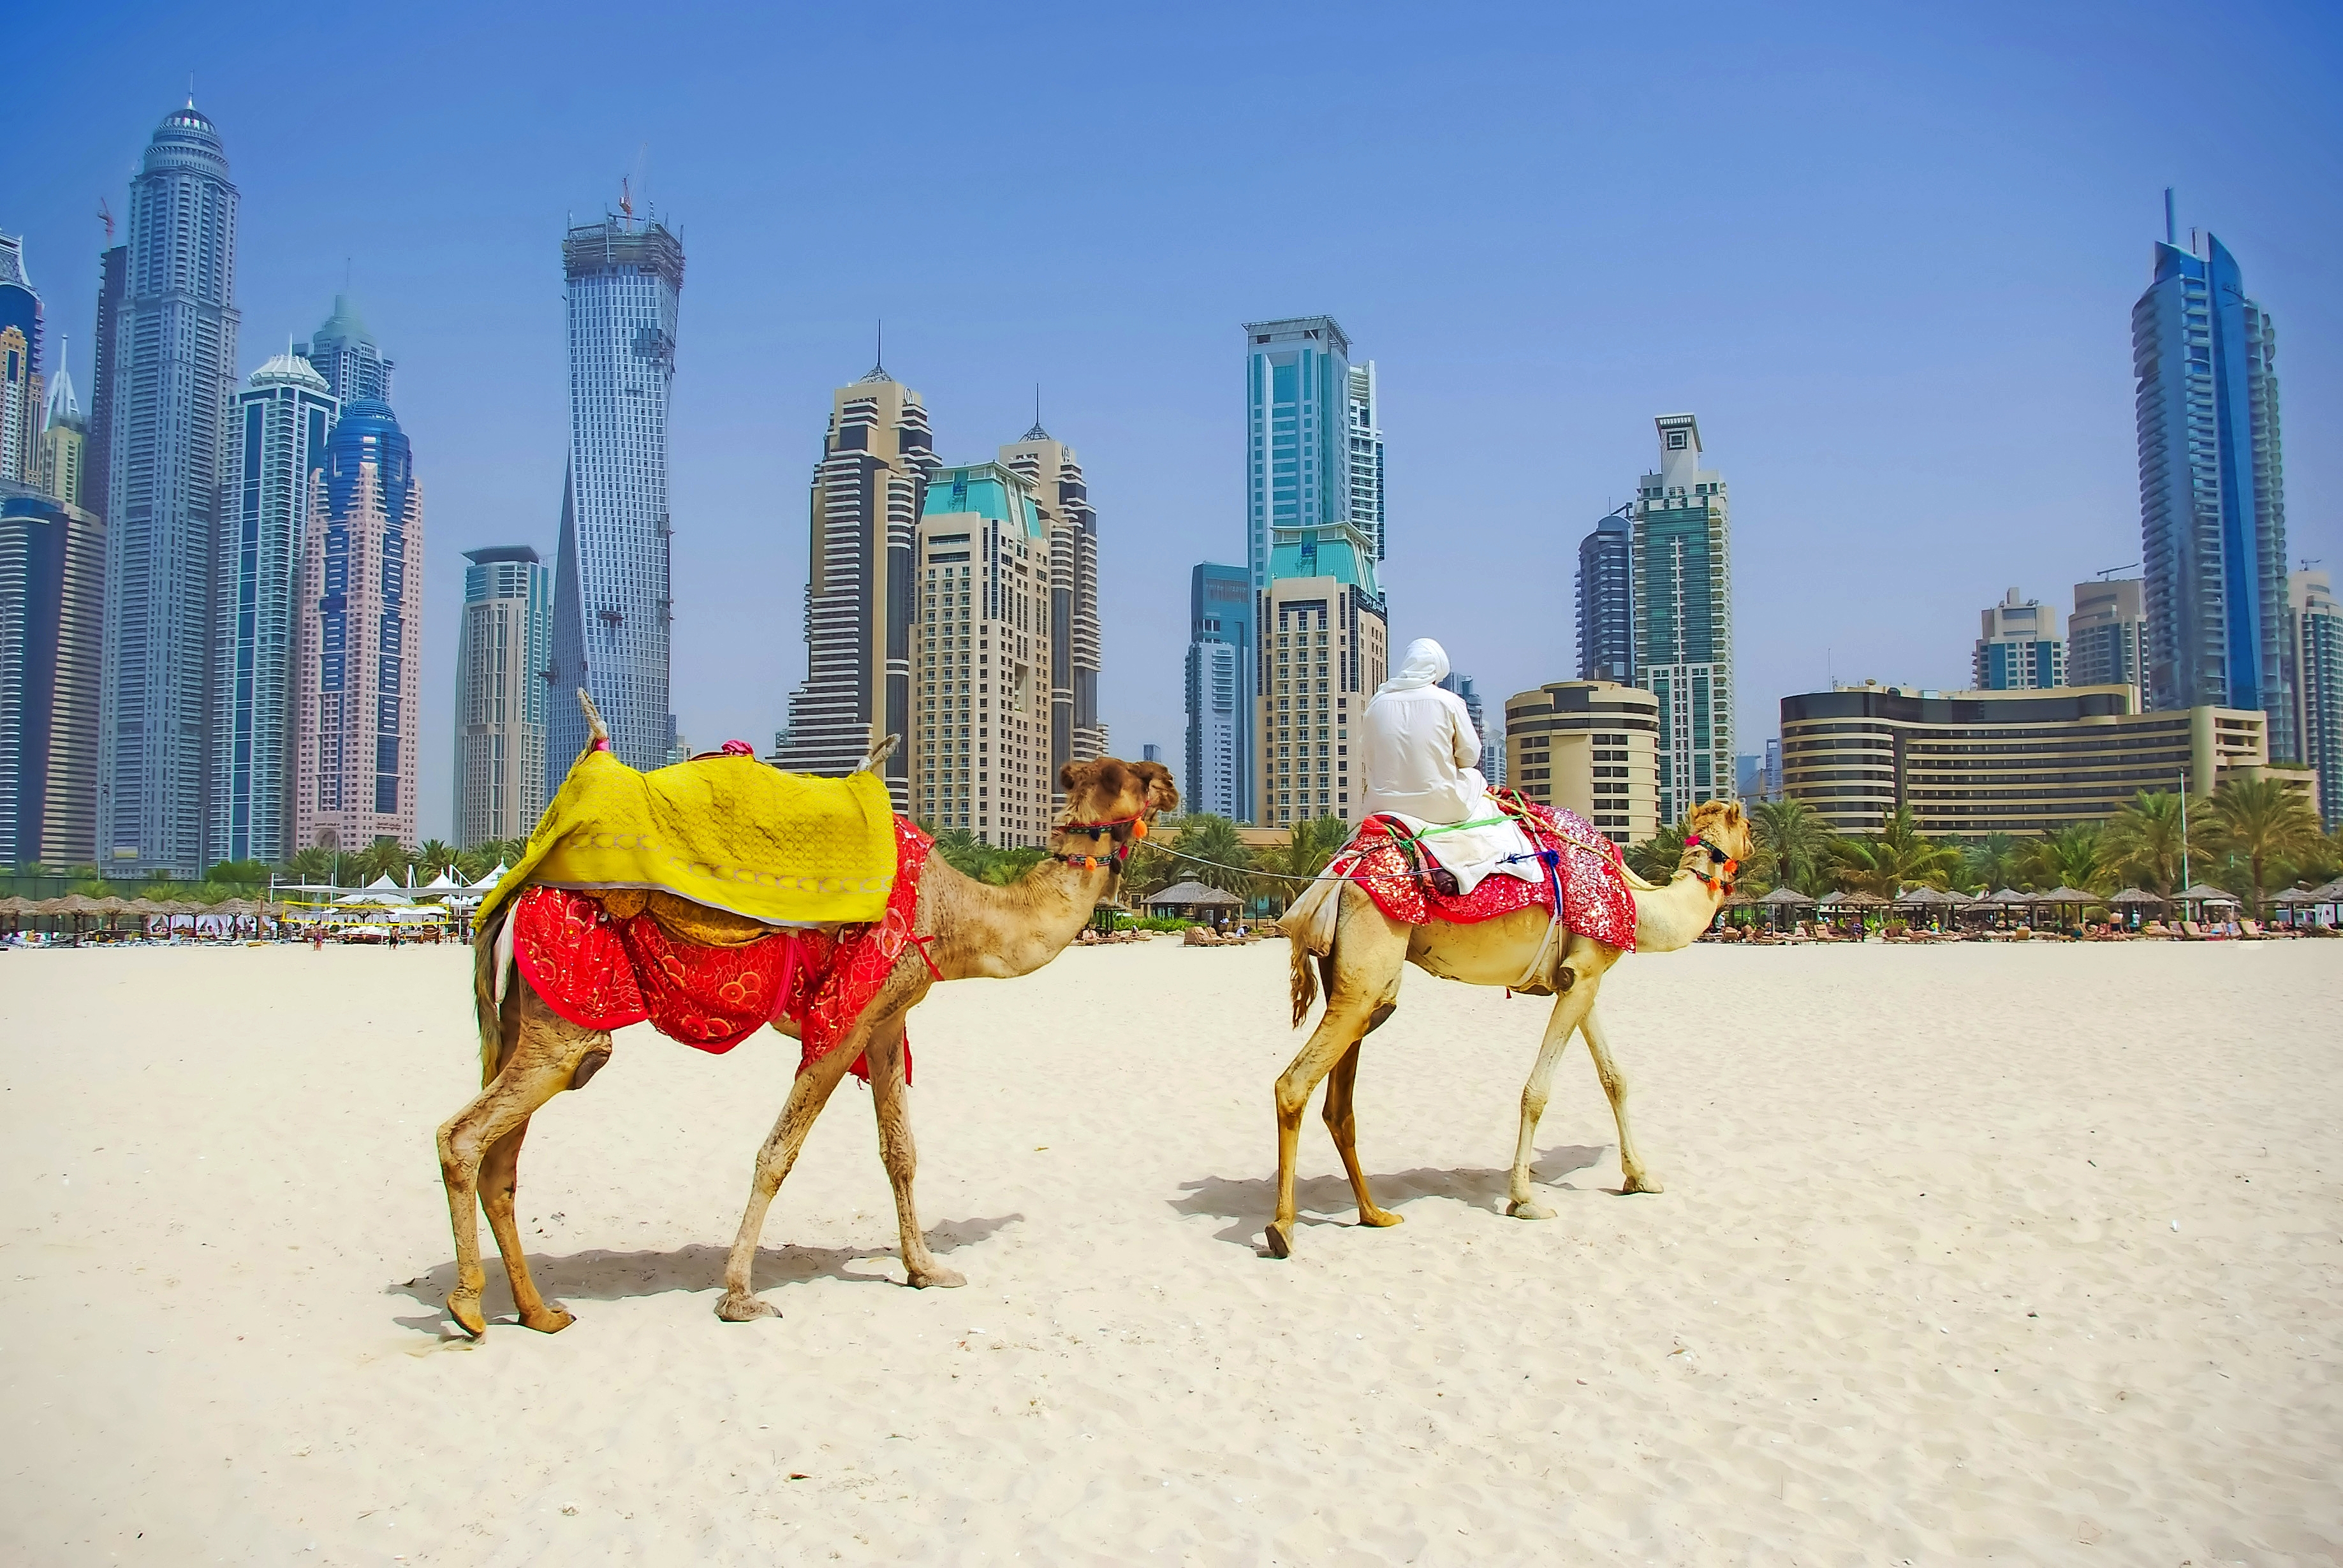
[930,856,1113,980]
[1630,869,1724,954]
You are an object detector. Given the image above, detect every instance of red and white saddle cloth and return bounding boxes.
[1325,793,1638,952]
[511,816,937,1081]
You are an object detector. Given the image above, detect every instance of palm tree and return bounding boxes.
[1254,815,1350,907]
[2099,791,2198,895]
[284,846,335,884]
[413,840,460,880]
[1830,806,1959,898]
[1626,816,1690,883]
[1958,833,2022,895]
[2018,822,2108,895]
[1168,814,1254,898]
[2203,777,2324,916]
[1750,798,1837,895]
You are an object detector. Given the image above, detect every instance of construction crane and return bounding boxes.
[98,198,114,244]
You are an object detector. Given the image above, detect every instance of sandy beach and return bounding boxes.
[2,936,2338,1564]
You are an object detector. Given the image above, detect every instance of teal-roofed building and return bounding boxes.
[1257,527,1386,830]
[1631,414,1735,823]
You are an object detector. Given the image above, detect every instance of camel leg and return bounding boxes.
[864,1016,964,1289]
[715,1040,865,1321]
[477,1119,574,1333]
[1323,1029,1400,1230]
[1270,901,1406,1259]
[1582,999,1662,1194]
[436,988,599,1336]
[1506,978,1598,1219]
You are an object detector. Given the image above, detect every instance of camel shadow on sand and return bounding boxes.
[386,1214,1023,1333]
[1171,1145,1612,1251]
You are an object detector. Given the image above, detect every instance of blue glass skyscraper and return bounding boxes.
[297,295,393,405]
[1576,509,1633,684]
[99,101,240,877]
[1242,316,1381,595]
[547,213,682,780]
[2133,217,2291,756]
[1184,562,1252,820]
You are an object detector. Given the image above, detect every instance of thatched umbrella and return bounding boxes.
[1759,885,1814,933]
[2172,883,2240,925]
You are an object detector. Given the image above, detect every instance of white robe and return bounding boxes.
[1360,684,1487,823]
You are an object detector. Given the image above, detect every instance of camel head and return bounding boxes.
[1677,799,1753,893]
[1052,758,1179,875]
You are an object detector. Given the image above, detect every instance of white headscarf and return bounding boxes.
[1379,636,1451,695]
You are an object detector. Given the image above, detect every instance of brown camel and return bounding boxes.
[1267,799,1751,1257]
[434,752,1177,1335]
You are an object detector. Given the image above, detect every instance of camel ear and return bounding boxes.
[1131,760,1180,814]
[1059,759,1093,795]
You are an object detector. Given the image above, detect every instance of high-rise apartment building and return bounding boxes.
[1974,586,2065,690]
[0,234,42,486]
[1,483,104,867]
[545,214,682,782]
[1244,316,1379,591]
[85,243,125,522]
[776,367,936,808]
[909,462,1059,845]
[1502,679,1661,846]
[455,545,551,847]
[1256,534,1387,829]
[99,101,240,876]
[1185,562,1252,821]
[36,361,86,507]
[2068,577,2145,693]
[1576,508,1633,683]
[297,295,393,404]
[999,422,1105,805]
[1437,671,1487,754]
[2288,569,2341,829]
[1346,362,1385,563]
[206,353,337,867]
[293,400,420,853]
[2133,219,2291,757]
[1631,414,1733,822]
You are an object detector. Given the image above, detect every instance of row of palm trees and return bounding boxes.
[925,814,1353,911]
[1646,780,2339,914]
[12,837,532,906]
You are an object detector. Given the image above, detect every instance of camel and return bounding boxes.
[434,746,1177,1335]
[1267,799,1751,1257]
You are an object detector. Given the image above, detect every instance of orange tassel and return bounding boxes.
[1133,820,1149,840]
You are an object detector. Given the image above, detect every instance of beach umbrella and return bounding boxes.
[2173,883,2239,905]
[2106,888,2166,905]
[1759,887,1815,905]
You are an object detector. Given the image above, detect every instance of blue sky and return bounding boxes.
[8,1,2339,836]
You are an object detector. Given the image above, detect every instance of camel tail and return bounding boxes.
[471,905,513,1088]
[1282,877,1341,1028]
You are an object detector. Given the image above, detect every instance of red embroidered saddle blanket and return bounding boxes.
[1325,795,1638,951]
[512,817,937,1081]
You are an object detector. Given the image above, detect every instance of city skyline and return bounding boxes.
[4,8,2339,846]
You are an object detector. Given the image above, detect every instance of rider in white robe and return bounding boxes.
[1362,638,1487,822]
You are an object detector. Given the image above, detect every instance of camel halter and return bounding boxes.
[1685,835,1740,896]
[1052,813,1149,875]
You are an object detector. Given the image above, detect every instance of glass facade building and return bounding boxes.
[207,353,337,867]
[2288,569,2342,829]
[1,483,105,867]
[1184,561,1252,821]
[546,216,682,782]
[293,400,420,852]
[99,102,241,876]
[0,233,41,487]
[297,294,393,404]
[2068,577,2145,693]
[1576,508,1633,683]
[1000,425,1106,808]
[2133,229,2291,756]
[1973,587,2065,691]
[455,545,551,847]
[1631,414,1733,823]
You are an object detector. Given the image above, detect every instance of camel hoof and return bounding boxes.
[716,1291,781,1323]
[1358,1208,1404,1229]
[446,1291,487,1338]
[1263,1221,1294,1259]
[519,1305,575,1334]
[907,1264,966,1289]
[1622,1173,1664,1195]
[1506,1199,1555,1220]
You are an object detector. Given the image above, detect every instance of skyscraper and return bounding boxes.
[85,242,125,523]
[1974,587,2065,690]
[2133,218,2291,756]
[99,101,240,877]
[911,462,1057,845]
[2068,577,2145,692]
[2288,569,2341,830]
[0,233,41,486]
[1184,561,1252,821]
[1576,508,1633,682]
[1631,414,1733,823]
[1,484,104,867]
[1346,362,1386,564]
[999,421,1105,805]
[297,294,393,404]
[455,545,551,847]
[545,213,682,782]
[36,357,86,507]
[776,367,936,807]
[1256,534,1386,830]
[293,400,420,853]
[1244,316,1378,592]
[207,352,337,867]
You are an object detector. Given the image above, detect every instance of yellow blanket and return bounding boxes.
[480,750,897,928]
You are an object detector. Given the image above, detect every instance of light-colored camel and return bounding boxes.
[434,751,1178,1335]
[1267,799,1751,1257]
